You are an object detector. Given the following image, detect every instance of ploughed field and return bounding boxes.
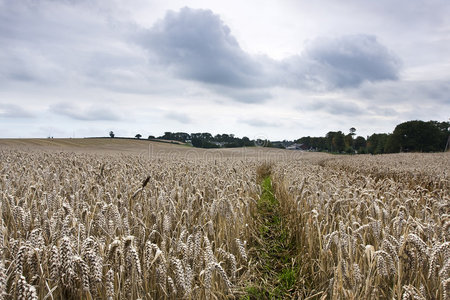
[0,139,448,299]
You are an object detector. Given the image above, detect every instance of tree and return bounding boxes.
[191,138,219,148]
[389,120,441,152]
[344,134,353,152]
[201,133,213,140]
[354,136,367,153]
[326,131,345,152]
[159,132,174,140]
[343,128,357,153]
[367,133,389,154]
[241,136,253,147]
[333,133,345,152]
[384,134,400,153]
[109,131,115,138]
[296,136,327,151]
[135,134,142,139]
[430,121,450,151]
[255,139,272,147]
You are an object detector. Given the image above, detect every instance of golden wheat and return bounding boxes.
[0,149,259,299]
[0,146,448,299]
[272,152,449,299]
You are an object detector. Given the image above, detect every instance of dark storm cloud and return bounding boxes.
[0,103,35,118]
[138,7,401,99]
[50,102,120,121]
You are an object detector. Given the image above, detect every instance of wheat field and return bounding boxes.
[272,153,450,299]
[0,139,448,299]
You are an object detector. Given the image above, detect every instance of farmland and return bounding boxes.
[0,139,449,299]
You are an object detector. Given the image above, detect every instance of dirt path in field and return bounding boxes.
[244,165,303,299]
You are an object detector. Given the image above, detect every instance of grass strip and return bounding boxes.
[242,173,300,299]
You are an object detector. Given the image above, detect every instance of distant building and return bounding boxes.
[286,143,304,150]
[210,141,225,147]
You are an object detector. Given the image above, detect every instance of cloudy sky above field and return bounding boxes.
[0,0,449,140]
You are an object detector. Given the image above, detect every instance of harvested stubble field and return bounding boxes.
[0,139,449,299]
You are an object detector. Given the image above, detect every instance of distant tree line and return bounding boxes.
[108,120,449,153]
[156,132,256,148]
[296,120,450,154]
[107,130,257,148]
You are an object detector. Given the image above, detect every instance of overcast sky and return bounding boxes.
[1,0,449,140]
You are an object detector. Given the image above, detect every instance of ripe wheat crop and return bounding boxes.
[0,149,260,299]
[272,152,449,299]
[0,145,448,299]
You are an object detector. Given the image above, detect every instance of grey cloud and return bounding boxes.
[285,35,401,90]
[301,100,365,116]
[372,106,397,116]
[165,112,192,124]
[0,1,148,92]
[300,99,399,117]
[308,35,400,87]
[242,118,280,127]
[356,80,450,105]
[138,8,401,100]
[139,7,266,89]
[51,102,120,121]
[348,79,450,123]
[213,86,273,103]
[0,103,35,118]
[0,2,403,105]
[0,48,65,85]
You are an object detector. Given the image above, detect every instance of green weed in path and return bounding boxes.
[244,175,301,299]
[260,176,277,209]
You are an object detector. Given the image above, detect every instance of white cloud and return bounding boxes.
[241,118,281,127]
[0,103,35,118]
[50,102,121,121]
